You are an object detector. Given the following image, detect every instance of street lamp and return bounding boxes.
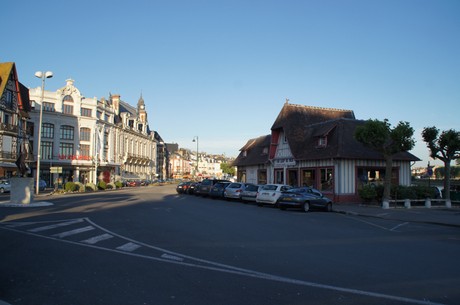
[35,71,53,195]
[192,136,199,176]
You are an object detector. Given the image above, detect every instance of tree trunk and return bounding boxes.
[383,155,393,202]
[444,161,451,200]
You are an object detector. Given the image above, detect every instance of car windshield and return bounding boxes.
[261,185,278,191]
[228,183,241,188]
[244,184,258,191]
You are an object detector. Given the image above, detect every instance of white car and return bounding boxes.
[256,184,291,206]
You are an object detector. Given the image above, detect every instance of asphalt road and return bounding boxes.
[0,185,459,305]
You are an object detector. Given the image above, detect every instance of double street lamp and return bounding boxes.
[192,136,199,176]
[35,71,53,195]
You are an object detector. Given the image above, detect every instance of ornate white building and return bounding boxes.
[28,79,157,186]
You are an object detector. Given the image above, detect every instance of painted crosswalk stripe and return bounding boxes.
[116,242,141,252]
[80,233,113,244]
[52,226,95,238]
[28,219,84,233]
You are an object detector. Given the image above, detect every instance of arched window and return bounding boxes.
[62,95,74,114]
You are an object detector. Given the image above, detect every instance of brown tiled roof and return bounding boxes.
[232,135,270,166]
[271,103,355,131]
[293,118,420,161]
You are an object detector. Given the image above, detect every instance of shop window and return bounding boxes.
[320,168,333,192]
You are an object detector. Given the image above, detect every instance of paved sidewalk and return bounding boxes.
[334,203,460,228]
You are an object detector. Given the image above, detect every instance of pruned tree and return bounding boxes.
[422,127,460,201]
[355,119,415,205]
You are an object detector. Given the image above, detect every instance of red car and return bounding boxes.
[126,180,140,187]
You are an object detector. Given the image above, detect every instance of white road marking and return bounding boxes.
[28,219,84,232]
[52,226,95,238]
[161,253,184,261]
[81,233,113,244]
[116,242,141,252]
[390,222,409,231]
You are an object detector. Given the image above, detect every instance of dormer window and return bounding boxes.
[262,147,268,155]
[243,150,247,157]
[318,136,327,148]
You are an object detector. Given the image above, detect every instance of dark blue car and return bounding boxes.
[277,187,333,212]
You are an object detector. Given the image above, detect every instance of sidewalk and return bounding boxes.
[333,203,460,228]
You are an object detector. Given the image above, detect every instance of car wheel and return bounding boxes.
[279,205,286,210]
[325,202,332,212]
[257,202,263,207]
[303,202,310,212]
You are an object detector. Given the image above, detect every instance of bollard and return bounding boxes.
[382,199,390,209]
[446,199,452,208]
[404,199,411,209]
[425,198,431,208]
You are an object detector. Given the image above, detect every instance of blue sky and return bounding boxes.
[3,0,459,167]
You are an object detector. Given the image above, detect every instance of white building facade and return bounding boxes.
[28,79,157,186]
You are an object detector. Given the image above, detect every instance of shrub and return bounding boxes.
[64,182,78,192]
[85,183,96,192]
[74,182,85,192]
[358,185,377,202]
[115,181,123,189]
[97,180,107,190]
[106,182,115,190]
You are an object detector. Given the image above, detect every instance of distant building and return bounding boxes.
[0,62,32,178]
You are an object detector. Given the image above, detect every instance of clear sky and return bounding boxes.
[3,0,459,167]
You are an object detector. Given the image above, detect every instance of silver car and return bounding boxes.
[240,184,262,203]
[0,179,11,193]
[224,182,252,200]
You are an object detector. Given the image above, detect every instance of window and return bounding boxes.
[43,102,55,112]
[97,111,102,119]
[60,125,74,140]
[80,144,90,157]
[59,142,74,156]
[63,104,73,115]
[320,168,333,192]
[41,141,53,160]
[63,95,74,102]
[301,169,316,188]
[5,90,13,108]
[27,122,34,137]
[318,137,327,147]
[81,108,92,117]
[80,127,91,141]
[41,123,54,139]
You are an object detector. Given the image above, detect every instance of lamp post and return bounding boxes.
[192,136,199,177]
[34,71,53,195]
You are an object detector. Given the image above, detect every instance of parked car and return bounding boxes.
[0,179,11,193]
[34,179,47,191]
[277,187,333,212]
[176,181,192,194]
[209,182,231,199]
[126,180,140,187]
[256,184,291,206]
[240,184,262,203]
[224,182,252,200]
[188,182,200,195]
[189,182,201,196]
[198,179,231,197]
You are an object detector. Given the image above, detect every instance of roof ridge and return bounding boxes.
[286,102,353,113]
